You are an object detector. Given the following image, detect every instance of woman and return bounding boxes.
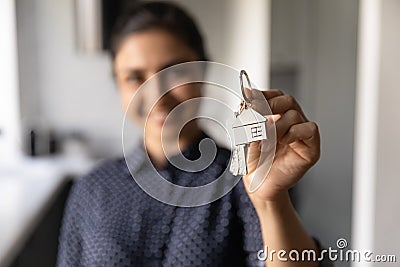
[58,2,328,266]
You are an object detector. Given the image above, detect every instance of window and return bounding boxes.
[250,125,262,138]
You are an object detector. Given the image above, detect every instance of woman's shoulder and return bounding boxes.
[80,156,127,183]
[70,155,133,201]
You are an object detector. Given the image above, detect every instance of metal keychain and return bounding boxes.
[230,70,268,176]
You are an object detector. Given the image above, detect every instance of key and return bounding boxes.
[229,70,268,176]
[230,143,248,176]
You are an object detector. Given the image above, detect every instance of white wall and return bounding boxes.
[374,0,400,258]
[0,0,21,163]
[352,0,400,265]
[170,0,270,87]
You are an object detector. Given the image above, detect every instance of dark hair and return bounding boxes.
[110,1,208,62]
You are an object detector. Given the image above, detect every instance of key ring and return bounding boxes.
[239,70,253,104]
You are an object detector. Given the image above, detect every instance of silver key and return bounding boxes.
[229,70,268,176]
[230,143,248,176]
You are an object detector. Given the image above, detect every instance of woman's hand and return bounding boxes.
[241,90,321,267]
[243,90,321,208]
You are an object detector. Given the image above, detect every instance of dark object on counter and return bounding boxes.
[27,128,59,157]
[49,130,58,154]
[29,130,36,156]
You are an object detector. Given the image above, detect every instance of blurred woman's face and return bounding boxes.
[113,29,202,139]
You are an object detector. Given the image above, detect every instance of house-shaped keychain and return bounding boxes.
[229,70,269,176]
[232,108,268,146]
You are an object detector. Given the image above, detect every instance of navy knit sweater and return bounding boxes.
[57,135,327,267]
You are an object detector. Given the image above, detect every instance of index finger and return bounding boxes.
[244,88,284,101]
[260,89,284,100]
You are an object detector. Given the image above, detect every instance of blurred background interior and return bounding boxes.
[0,0,399,267]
